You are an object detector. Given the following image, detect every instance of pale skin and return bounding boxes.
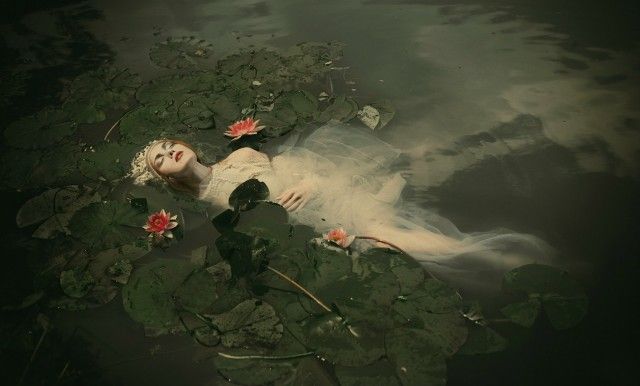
[147,140,463,255]
[147,140,314,211]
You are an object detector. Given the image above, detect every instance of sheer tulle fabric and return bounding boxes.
[200,120,556,292]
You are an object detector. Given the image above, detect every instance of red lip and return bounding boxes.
[175,151,183,162]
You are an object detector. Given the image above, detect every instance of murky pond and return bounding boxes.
[1,0,638,385]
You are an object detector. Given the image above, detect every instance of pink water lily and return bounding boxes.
[143,209,178,239]
[323,227,356,248]
[224,117,265,141]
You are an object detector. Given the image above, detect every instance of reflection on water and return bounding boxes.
[1,0,638,385]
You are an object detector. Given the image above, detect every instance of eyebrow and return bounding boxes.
[154,141,172,165]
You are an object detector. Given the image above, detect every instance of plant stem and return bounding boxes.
[266,266,331,312]
[355,235,408,255]
[19,323,48,385]
[218,351,315,360]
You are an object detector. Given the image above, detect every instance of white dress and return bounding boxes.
[198,121,556,293]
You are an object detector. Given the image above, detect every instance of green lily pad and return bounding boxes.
[68,200,148,251]
[4,107,75,149]
[502,264,588,330]
[79,142,139,181]
[212,350,297,386]
[62,66,141,123]
[391,279,467,357]
[117,104,182,145]
[315,95,359,123]
[149,36,213,69]
[174,269,222,313]
[107,259,134,285]
[335,360,400,386]
[385,327,447,386]
[229,179,271,212]
[29,140,84,187]
[303,314,385,367]
[500,298,541,328]
[60,268,95,298]
[136,73,210,108]
[122,258,195,329]
[215,231,273,279]
[210,299,283,348]
[457,324,508,355]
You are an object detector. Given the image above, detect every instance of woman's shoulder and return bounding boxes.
[227,147,270,163]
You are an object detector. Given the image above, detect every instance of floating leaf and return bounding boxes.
[385,328,447,386]
[228,178,270,211]
[122,259,195,329]
[500,298,541,328]
[68,201,147,251]
[357,105,380,130]
[335,360,400,386]
[118,104,182,145]
[149,36,213,69]
[210,299,283,348]
[107,259,133,285]
[174,269,221,313]
[136,72,213,108]
[502,264,588,330]
[368,100,395,129]
[79,142,139,181]
[4,107,75,149]
[315,95,358,123]
[29,141,84,187]
[60,268,95,298]
[212,350,297,386]
[457,325,508,355]
[62,66,141,123]
[303,314,385,366]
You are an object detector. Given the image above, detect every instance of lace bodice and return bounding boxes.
[198,148,278,208]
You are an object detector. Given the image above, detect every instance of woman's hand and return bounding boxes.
[275,178,317,212]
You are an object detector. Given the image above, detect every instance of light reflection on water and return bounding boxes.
[3,0,638,384]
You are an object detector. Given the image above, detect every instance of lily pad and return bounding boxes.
[4,107,75,149]
[500,298,541,328]
[62,66,141,123]
[122,258,195,329]
[79,142,139,181]
[457,325,508,355]
[303,314,385,367]
[212,350,297,386]
[68,200,148,251]
[174,269,222,313]
[335,360,400,386]
[60,268,95,298]
[385,327,447,386]
[228,179,271,212]
[315,95,359,123]
[29,141,84,187]
[149,36,213,69]
[502,264,588,330]
[107,259,134,285]
[117,104,183,145]
[210,299,283,348]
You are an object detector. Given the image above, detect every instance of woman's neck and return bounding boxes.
[175,161,213,192]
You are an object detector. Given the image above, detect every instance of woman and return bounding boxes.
[128,121,555,291]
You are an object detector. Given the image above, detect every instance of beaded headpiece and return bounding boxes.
[127,139,167,185]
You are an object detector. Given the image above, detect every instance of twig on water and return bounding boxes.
[19,323,49,385]
[266,266,331,313]
[218,351,315,360]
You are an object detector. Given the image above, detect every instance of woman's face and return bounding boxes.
[147,140,196,178]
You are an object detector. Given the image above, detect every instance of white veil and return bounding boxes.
[263,120,557,294]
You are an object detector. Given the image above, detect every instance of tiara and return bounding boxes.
[126,139,166,185]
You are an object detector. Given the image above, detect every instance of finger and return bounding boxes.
[289,195,309,212]
[296,198,309,211]
[277,191,294,205]
[283,194,301,209]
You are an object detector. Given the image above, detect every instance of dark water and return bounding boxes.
[1,0,638,385]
